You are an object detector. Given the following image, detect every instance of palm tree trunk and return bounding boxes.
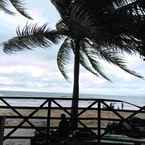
[71,39,80,131]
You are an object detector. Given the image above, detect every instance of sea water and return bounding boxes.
[0,90,144,109]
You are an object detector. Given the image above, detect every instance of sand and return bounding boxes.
[0,107,145,145]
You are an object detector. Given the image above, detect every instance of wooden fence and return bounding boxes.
[0,97,144,145]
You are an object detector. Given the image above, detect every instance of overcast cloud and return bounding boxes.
[0,0,145,97]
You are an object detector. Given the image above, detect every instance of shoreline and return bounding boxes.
[0,91,144,108]
[0,98,143,110]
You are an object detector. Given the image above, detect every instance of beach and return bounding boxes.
[1,107,145,145]
[0,95,144,145]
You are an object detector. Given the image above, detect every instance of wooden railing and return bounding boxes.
[0,97,144,145]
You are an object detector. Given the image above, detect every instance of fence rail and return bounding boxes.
[0,96,144,145]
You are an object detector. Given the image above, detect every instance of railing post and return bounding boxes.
[0,116,5,145]
[46,99,51,145]
[97,99,101,144]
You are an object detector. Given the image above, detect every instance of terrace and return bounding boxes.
[0,97,144,145]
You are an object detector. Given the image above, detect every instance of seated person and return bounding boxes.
[58,114,70,137]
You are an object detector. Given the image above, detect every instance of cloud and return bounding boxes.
[0,0,145,98]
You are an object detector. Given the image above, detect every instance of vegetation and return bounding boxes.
[0,0,32,19]
[1,0,145,130]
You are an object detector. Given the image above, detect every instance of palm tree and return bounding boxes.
[0,0,32,19]
[2,0,145,131]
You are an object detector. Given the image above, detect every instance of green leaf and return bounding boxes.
[98,48,144,78]
[3,24,61,53]
[84,39,143,79]
[80,41,111,81]
[9,0,32,19]
[0,0,15,14]
[114,0,145,16]
[57,38,72,80]
[80,49,100,77]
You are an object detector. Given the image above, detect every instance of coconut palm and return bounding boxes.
[0,0,32,19]
[2,0,145,130]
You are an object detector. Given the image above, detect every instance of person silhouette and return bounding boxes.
[58,114,70,137]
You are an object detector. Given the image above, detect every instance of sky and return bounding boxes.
[0,0,145,96]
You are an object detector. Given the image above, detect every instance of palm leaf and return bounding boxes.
[51,0,70,19]
[0,0,14,14]
[113,0,127,7]
[57,38,72,80]
[86,56,111,82]
[84,39,143,78]
[80,50,100,77]
[70,40,101,81]
[9,0,32,19]
[98,48,143,78]
[114,0,145,16]
[79,41,111,81]
[103,36,141,55]
[85,34,143,58]
[71,39,100,78]
[67,0,106,41]
[3,24,61,53]
[71,0,145,43]
[80,50,112,81]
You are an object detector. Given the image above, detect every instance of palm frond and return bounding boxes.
[77,0,114,12]
[65,0,107,41]
[79,41,111,81]
[57,38,72,80]
[84,36,144,78]
[85,27,145,59]
[3,24,61,53]
[98,48,143,78]
[113,0,127,7]
[87,56,111,82]
[114,0,145,16]
[85,37,135,58]
[51,0,70,19]
[70,0,145,44]
[80,50,99,77]
[80,50,112,81]
[79,0,145,15]
[9,0,32,19]
[70,39,100,78]
[105,36,141,54]
[0,0,14,14]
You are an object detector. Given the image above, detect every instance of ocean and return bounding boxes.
[0,90,144,109]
